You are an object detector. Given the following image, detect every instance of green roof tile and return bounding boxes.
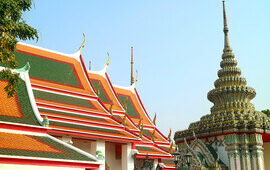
[33,90,93,108]
[14,52,80,87]
[51,120,120,135]
[118,95,139,118]
[91,80,109,103]
[39,108,105,121]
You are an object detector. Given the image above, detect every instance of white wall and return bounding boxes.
[72,138,93,154]
[0,164,84,170]
[105,142,122,170]
[263,142,270,170]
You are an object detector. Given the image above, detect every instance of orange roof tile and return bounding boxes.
[0,81,23,118]
[0,132,64,154]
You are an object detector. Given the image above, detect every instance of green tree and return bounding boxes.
[262,109,270,117]
[0,0,38,97]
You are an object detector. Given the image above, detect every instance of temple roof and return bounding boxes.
[135,145,171,158]
[0,76,40,126]
[113,85,154,126]
[0,131,97,163]
[114,85,169,143]
[87,71,139,131]
[160,158,175,169]
[0,67,99,168]
[14,43,141,142]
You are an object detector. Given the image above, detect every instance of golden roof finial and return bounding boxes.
[135,70,138,83]
[79,33,86,54]
[122,113,127,126]
[153,112,156,126]
[105,52,110,67]
[139,123,144,138]
[151,129,156,142]
[109,101,113,115]
[169,142,173,154]
[137,118,142,129]
[123,97,128,111]
[168,128,172,142]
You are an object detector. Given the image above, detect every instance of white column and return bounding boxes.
[251,145,265,170]
[122,143,134,170]
[153,159,158,170]
[90,141,97,156]
[94,140,106,170]
[241,145,251,170]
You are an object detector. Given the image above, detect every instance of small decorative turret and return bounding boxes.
[42,115,49,127]
[207,0,256,115]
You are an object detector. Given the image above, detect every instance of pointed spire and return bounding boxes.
[222,0,231,50]
[130,46,134,85]
[89,61,91,71]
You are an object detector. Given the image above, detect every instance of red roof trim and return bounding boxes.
[37,103,110,118]
[0,157,99,169]
[0,122,47,134]
[42,115,123,130]
[134,88,168,141]
[89,78,111,104]
[135,154,172,159]
[49,129,140,143]
[32,84,97,100]
[105,72,125,112]
[79,55,97,96]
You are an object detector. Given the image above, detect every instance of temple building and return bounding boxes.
[0,34,175,169]
[174,1,270,170]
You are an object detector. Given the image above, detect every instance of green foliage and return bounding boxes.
[262,109,270,117]
[0,0,38,97]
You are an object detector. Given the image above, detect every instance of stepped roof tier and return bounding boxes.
[87,70,138,131]
[87,59,172,158]
[0,66,99,169]
[15,42,141,143]
[174,1,270,143]
[114,85,172,158]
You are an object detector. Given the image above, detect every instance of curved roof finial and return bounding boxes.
[223,0,231,50]
[104,52,110,71]
[79,33,86,54]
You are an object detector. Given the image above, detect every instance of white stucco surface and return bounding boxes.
[263,142,270,170]
[105,142,122,170]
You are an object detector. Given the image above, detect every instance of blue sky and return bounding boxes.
[23,0,270,136]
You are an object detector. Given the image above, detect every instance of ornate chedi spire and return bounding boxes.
[175,3,269,169]
[175,1,268,144]
[207,0,256,115]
